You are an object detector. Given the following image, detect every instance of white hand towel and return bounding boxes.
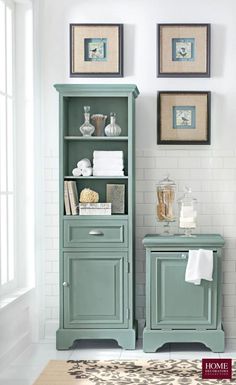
[93,170,124,176]
[72,168,82,176]
[82,167,93,177]
[93,167,124,175]
[185,249,213,285]
[77,158,91,170]
[93,151,123,159]
[93,159,124,169]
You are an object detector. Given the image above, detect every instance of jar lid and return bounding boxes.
[178,186,197,203]
[157,175,176,188]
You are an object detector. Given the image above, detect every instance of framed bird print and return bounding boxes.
[70,24,123,77]
[157,24,210,77]
[157,91,211,145]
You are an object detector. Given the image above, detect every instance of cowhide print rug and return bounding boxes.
[33,359,236,385]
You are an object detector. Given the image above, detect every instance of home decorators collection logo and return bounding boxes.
[202,359,232,380]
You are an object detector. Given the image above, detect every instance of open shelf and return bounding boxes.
[64,136,128,141]
[63,214,129,219]
[64,176,128,180]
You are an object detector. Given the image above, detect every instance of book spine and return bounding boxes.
[67,181,79,215]
[64,181,71,215]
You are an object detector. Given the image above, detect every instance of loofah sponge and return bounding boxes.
[80,188,99,203]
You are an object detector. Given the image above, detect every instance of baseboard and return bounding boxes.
[0,331,31,369]
[44,320,58,340]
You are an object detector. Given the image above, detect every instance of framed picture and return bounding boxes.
[106,184,125,214]
[157,91,211,145]
[157,24,210,77]
[70,24,123,77]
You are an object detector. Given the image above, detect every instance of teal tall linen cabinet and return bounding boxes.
[54,84,139,350]
[143,234,225,353]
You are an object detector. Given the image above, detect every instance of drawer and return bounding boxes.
[64,218,128,248]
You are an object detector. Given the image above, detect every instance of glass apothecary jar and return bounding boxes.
[79,106,95,136]
[156,175,176,235]
[178,187,197,237]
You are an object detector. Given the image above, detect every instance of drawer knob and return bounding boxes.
[89,230,104,236]
[63,282,69,287]
[181,254,187,259]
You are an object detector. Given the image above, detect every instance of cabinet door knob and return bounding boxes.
[63,282,69,287]
[181,254,187,259]
[89,230,104,236]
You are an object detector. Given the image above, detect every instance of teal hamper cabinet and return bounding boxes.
[55,84,139,350]
[143,234,225,353]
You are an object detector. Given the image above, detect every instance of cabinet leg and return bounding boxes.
[116,329,136,350]
[204,329,225,353]
[56,329,76,350]
[143,328,164,352]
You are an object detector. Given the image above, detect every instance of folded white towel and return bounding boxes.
[93,167,123,173]
[82,167,93,177]
[93,160,124,169]
[93,170,124,176]
[185,249,213,285]
[77,158,91,170]
[93,151,123,159]
[72,168,82,176]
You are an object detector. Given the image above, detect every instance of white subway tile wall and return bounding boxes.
[44,149,236,338]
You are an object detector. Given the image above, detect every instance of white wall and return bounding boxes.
[38,0,236,339]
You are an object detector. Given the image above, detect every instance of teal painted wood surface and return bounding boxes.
[55,84,139,350]
[143,329,225,353]
[150,252,217,329]
[143,234,225,353]
[143,234,225,248]
[56,328,136,350]
[54,84,139,98]
[64,218,128,248]
[63,252,128,329]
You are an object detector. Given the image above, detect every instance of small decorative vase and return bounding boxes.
[79,106,95,136]
[91,114,107,136]
[104,113,121,137]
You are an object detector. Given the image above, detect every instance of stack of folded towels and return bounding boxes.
[93,151,124,176]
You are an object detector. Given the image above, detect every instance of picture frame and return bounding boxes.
[157,91,211,145]
[70,24,123,77]
[106,184,125,214]
[157,24,210,77]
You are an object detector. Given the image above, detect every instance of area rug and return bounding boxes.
[33,359,236,385]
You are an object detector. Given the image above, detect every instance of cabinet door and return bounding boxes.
[150,252,217,329]
[63,251,128,329]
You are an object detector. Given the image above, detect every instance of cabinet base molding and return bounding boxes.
[143,326,225,353]
[56,326,136,350]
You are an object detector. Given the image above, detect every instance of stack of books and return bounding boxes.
[64,181,79,215]
[64,181,112,216]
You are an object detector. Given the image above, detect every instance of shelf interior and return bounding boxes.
[62,95,130,216]
[64,140,128,176]
[65,178,129,215]
[64,96,128,137]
